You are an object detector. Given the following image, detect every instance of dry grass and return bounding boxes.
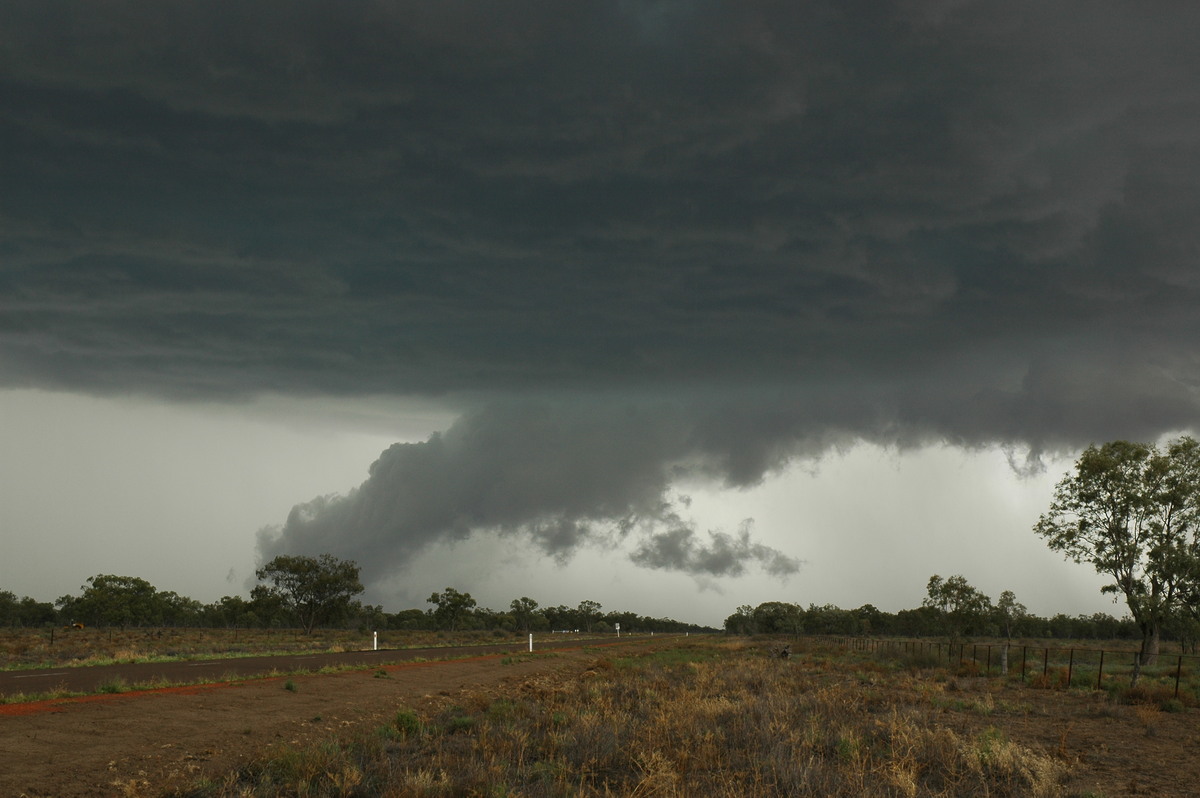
[177,640,1070,797]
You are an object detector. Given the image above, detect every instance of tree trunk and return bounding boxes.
[1000,642,1009,676]
[1140,623,1160,666]
[1131,622,1161,688]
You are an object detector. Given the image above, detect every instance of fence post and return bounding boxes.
[1067,649,1074,689]
[1021,646,1027,680]
[1097,649,1105,690]
[1175,655,1183,699]
[1043,647,1049,677]
[986,645,992,675]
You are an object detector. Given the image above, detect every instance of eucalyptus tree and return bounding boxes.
[751,601,804,635]
[723,604,756,635]
[923,575,992,642]
[1034,437,1200,683]
[67,574,162,629]
[576,599,602,632]
[427,586,477,631]
[255,554,364,634]
[509,596,541,633]
[994,590,1028,674]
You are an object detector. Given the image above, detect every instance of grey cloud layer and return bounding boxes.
[4,2,1200,583]
[257,402,801,583]
[4,2,1199,429]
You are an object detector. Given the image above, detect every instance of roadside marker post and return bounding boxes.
[529,633,533,653]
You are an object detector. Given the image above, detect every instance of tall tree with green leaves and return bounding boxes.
[254,554,364,634]
[427,587,477,631]
[923,574,991,643]
[751,601,804,635]
[576,599,602,632]
[509,596,540,633]
[723,604,756,635]
[1034,437,1200,683]
[994,590,1028,675]
[67,574,162,629]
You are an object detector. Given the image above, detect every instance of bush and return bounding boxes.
[394,709,422,737]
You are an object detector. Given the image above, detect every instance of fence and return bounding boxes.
[839,637,1200,699]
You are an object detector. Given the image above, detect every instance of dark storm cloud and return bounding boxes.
[257,401,801,583]
[630,519,802,579]
[5,2,1200,580]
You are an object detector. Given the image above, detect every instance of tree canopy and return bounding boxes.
[1034,437,1200,677]
[254,554,364,635]
[510,596,540,632]
[63,574,161,629]
[923,574,992,642]
[427,587,477,631]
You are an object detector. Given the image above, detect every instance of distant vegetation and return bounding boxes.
[723,592,1149,642]
[0,569,1174,646]
[0,563,712,637]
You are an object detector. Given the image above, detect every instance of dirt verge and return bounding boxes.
[1,644,634,797]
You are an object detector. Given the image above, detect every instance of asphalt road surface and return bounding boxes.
[0,636,670,697]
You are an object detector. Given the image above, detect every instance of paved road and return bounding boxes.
[0,636,668,697]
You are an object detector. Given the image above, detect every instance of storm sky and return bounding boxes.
[3,2,1199,625]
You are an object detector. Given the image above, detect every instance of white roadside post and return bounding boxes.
[529,633,533,653]
[373,631,378,651]
[616,622,620,638]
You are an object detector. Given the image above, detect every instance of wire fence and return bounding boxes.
[838,637,1200,699]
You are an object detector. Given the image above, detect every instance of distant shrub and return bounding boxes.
[97,678,127,694]
[394,709,422,737]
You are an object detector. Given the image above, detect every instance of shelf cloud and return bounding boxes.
[4,2,1200,593]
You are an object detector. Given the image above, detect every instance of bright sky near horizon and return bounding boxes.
[2,2,1198,626]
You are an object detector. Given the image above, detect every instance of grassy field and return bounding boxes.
[10,630,1199,795]
[171,638,1105,798]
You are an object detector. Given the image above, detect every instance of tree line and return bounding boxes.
[722,577,1172,643]
[0,555,713,635]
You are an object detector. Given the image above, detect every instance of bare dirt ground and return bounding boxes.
[0,638,602,697]
[2,644,629,797]
[4,642,1200,797]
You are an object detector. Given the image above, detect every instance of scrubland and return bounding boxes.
[177,639,1086,798]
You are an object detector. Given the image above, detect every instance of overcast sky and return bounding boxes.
[3,2,1199,626]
